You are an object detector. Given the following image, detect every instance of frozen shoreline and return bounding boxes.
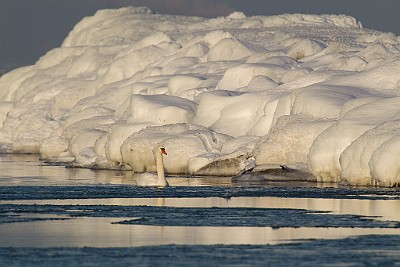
[1,7,400,186]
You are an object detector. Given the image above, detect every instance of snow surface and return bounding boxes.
[1,6,400,186]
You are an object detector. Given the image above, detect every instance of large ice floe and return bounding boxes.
[1,6,400,186]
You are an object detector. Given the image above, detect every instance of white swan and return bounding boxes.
[135,145,169,187]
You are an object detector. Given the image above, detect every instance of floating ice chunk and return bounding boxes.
[187,134,253,176]
[233,163,316,182]
[189,153,253,176]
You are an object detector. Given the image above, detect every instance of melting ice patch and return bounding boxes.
[1,6,400,186]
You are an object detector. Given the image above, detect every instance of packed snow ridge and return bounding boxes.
[1,6,400,187]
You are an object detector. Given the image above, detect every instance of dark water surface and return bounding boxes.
[0,154,400,266]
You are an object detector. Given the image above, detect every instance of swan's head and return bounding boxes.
[157,145,167,155]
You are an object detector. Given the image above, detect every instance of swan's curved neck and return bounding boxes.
[156,151,165,182]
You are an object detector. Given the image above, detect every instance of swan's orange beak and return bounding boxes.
[161,148,167,155]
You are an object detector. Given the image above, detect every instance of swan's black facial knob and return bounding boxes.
[160,147,167,155]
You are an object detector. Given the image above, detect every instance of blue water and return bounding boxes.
[0,154,399,266]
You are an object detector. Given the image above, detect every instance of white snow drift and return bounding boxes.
[1,6,400,186]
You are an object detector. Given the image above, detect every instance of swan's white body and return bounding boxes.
[135,145,169,187]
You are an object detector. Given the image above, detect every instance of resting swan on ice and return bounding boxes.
[135,145,169,187]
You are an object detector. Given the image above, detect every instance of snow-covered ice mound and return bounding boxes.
[1,6,400,186]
